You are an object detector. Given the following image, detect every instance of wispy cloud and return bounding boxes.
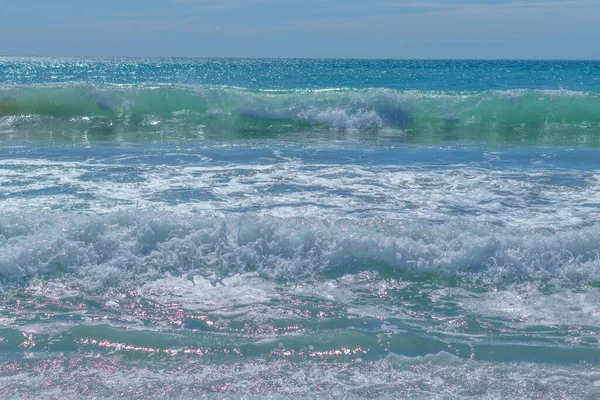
[382,0,600,13]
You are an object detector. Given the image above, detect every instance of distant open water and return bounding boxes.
[1,58,600,399]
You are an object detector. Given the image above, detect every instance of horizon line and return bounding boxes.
[1,55,600,62]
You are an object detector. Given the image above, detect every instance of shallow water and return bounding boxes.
[1,58,600,399]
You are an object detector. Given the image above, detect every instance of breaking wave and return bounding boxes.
[2,84,600,145]
[1,210,599,291]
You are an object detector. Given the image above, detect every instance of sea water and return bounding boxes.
[1,58,600,399]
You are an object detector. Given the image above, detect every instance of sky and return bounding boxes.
[1,0,599,59]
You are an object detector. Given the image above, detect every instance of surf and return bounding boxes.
[2,84,600,146]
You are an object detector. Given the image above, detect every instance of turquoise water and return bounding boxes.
[1,58,600,399]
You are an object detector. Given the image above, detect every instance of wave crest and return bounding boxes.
[1,84,600,145]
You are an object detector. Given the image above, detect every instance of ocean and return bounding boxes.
[1,58,600,399]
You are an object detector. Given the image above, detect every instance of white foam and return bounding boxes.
[297,108,384,129]
[1,351,598,399]
[2,156,598,230]
[1,208,600,293]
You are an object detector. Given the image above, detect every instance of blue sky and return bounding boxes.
[1,0,599,59]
